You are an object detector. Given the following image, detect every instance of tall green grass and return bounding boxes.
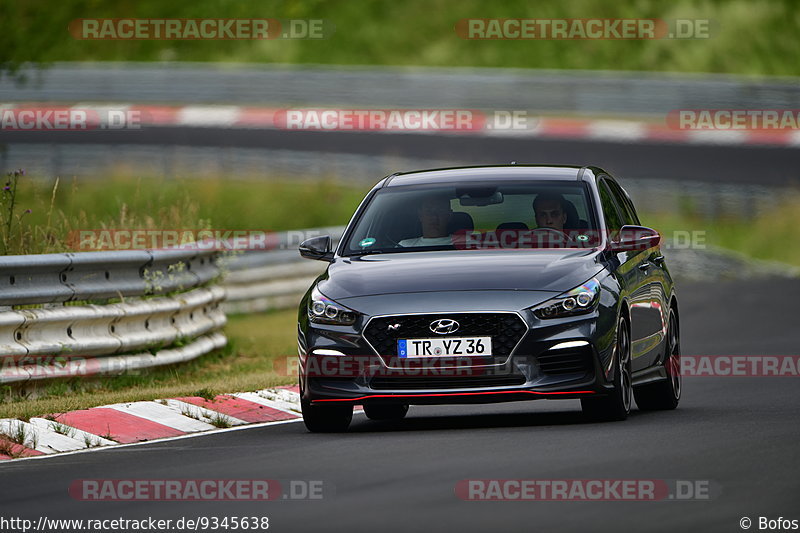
[643,194,800,268]
[0,174,367,255]
[3,172,800,267]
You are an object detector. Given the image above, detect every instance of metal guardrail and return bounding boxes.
[0,227,344,384]
[0,248,219,306]
[2,286,225,357]
[0,245,226,384]
[3,62,799,114]
[220,226,344,314]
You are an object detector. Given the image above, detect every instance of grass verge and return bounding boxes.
[642,194,800,268]
[0,174,366,255]
[4,173,799,266]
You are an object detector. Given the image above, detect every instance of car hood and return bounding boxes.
[318,249,604,301]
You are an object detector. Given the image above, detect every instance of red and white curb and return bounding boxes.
[2,103,799,147]
[0,385,315,461]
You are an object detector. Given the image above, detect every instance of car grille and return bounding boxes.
[370,374,526,390]
[363,313,527,358]
[536,347,593,375]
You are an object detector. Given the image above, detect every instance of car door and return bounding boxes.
[597,177,652,372]
[605,178,667,369]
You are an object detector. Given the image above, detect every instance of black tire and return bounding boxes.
[301,398,353,432]
[581,316,632,422]
[634,308,681,411]
[364,404,409,421]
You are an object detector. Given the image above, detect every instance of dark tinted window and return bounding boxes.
[598,180,624,231]
[606,178,639,226]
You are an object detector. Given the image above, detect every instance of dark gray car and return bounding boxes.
[297,165,681,432]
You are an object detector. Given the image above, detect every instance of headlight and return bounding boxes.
[532,278,600,319]
[308,286,358,325]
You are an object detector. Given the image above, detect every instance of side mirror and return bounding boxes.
[610,225,661,252]
[299,235,334,262]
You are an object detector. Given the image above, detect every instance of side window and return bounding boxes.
[598,180,624,232]
[607,179,639,226]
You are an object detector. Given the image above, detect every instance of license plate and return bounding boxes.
[397,337,492,357]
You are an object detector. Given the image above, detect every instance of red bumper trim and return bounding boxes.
[312,389,596,403]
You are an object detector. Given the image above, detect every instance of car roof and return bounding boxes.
[381,165,607,187]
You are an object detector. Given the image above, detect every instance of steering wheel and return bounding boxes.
[531,227,576,247]
[378,231,403,248]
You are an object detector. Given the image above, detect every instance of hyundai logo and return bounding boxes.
[430,318,460,335]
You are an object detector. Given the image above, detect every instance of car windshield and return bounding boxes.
[341,180,599,255]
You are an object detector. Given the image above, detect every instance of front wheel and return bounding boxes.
[301,398,353,432]
[581,316,632,422]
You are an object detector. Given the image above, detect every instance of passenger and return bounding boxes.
[398,195,453,247]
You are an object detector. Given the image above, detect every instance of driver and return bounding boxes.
[398,195,453,247]
[532,193,568,232]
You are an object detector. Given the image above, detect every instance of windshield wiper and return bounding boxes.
[347,249,387,257]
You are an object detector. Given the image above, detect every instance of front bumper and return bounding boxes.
[299,308,617,406]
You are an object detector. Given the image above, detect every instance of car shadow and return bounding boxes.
[346,407,648,433]
[340,407,696,433]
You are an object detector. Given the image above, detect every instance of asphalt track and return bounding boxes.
[1,277,798,533]
[2,126,799,185]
